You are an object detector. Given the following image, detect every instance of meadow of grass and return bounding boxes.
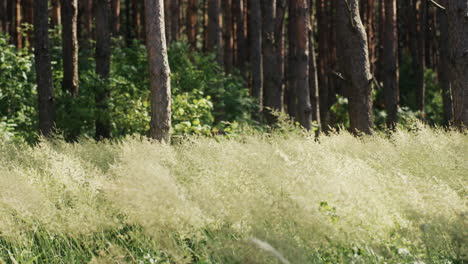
[0,125,466,264]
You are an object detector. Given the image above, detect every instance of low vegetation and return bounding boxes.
[0,125,466,263]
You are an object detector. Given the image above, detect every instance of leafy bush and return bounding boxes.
[0,35,256,141]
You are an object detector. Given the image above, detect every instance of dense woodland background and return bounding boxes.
[0,0,467,142]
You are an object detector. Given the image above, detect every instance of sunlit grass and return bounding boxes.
[0,125,466,263]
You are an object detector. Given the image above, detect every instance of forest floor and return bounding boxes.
[0,125,466,264]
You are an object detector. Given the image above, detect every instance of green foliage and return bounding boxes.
[0,127,466,263]
[0,34,38,142]
[0,35,256,141]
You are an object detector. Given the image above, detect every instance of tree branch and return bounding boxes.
[427,0,445,10]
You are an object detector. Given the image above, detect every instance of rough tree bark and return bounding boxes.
[261,0,284,118]
[187,0,199,51]
[336,0,374,134]
[446,0,468,128]
[34,0,55,136]
[249,0,264,106]
[95,0,112,139]
[383,0,399,129]
[437,5,453,125]
[145,0,172,142]
[61,0,79,97]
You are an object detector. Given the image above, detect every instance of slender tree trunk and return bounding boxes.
[309,0,320,131]
[249,0,263,106]
[437,6,453,125]
[187,0,199,51]
[111,0,120,35]
[261,0,284,118]
[207,0,223,65]
[52,0,62,28]
[287,1,298,119]
[61,0,79,97]
[383,0,399,129]
[164,0,171,43]
[446,0,468,128]
[223,0,234,72]
[82,0,93,41]
[202,0,208,52]
[233,0,247,69]
[316,0,335,131]
[95,0,112,139]
[145,0,172,142]
[171,0,180,42]
[23,0,34,46]
[13,0,22,48]
[34,0,55,136]
[289,0,312,130]
[336,0,374,134]
[415,0,426,113]
[132,0,141,39]
[0,0,5,33]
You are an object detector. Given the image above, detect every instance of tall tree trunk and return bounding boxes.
[0,0,6,33]
[81,0,93,42]
[223,0,234,72]
[249,0,263,106]
[23,0,34,46]
[52,0,62,28]
[95,0,111,139]
[164,0,171,43]
[132,0,141,39]
[202,0,208,52]
[383,0,399,129]
[111,0,120,35]
[34,0,55,136]
[414,0,426,113]
[261,0,284,118]
[61,0,79,97]
[170,0,180,42]
[437,6,453,125]
[145,0,172,142]
[207,0,223,65]
[446,0,468,128]
[233,0,247,69]
[187,0,199,51]
[316,0,335,131]
[287,3,298,120]
[309,0,320,131]
[13,0,22,48]
[336,0,374,134]
[289,0,312,130]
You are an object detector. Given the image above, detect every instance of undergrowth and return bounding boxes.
[0,125,466,263]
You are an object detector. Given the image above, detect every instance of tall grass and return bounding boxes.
[0,126,466,263]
